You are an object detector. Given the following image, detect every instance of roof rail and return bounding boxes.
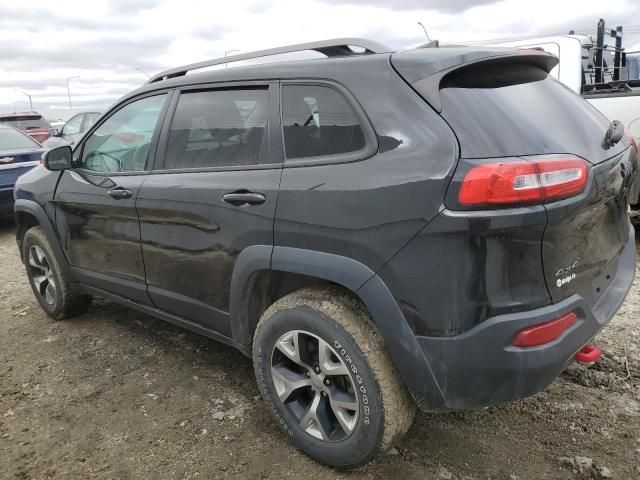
[147,38,392,84]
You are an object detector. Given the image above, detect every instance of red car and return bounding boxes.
[0,112,54,143]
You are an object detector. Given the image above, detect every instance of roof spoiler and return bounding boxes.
[392,48,558,112]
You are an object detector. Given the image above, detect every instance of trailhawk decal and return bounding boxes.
[556,273,576,288]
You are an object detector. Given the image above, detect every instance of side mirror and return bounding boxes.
[43,145,73,171]
[53,128,62,137]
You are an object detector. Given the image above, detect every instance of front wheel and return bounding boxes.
[252,287,415,468]
[22,226,90,320]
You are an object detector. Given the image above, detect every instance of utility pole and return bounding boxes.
[15,88,33,110]
[65,76,80,110]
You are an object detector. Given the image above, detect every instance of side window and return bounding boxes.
[63,115,83,135]
[282,84,366,160]
[83,113,100,132]
[80,94,166,173]
[162,89,268,170]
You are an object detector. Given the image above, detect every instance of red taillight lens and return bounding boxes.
[458,157,588,206]
[512,312,577,347]
[625,129,638,153]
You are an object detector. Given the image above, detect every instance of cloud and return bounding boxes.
[1,0,640,116]
[318,0,496,14]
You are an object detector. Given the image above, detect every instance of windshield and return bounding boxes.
[0,116,50,130]
[0,128,40,149]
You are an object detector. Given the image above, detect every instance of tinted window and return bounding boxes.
[0,116,50,129]
[163,89,268,170]
[282,85,365,160]
[0,128,40,149]
[81,94,166,172]
[436,64,613,161]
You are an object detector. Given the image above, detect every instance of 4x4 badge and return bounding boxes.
[555,260,579,287]
[555,260,580,278]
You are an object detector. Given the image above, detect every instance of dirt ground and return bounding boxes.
[1,222,639,480]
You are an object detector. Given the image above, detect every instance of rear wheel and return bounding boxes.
[252,287,415,468]
[22,226,90,320]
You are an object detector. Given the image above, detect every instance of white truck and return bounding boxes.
[482,19,640,207]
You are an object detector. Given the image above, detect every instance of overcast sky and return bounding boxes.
[1,0,639,118]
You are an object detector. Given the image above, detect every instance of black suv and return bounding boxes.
[14,39,637,468]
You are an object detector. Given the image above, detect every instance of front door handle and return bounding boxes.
[107,188,132,200]
[222,191,266,206]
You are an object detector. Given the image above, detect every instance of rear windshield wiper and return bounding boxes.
[602,120,625,149]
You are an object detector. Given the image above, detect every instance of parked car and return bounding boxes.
[0,112,54,143]
[13,39,638,468]
[0,125,44,217]
[43,111,102,148]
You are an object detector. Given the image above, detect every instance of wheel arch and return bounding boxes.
[14,199,69,275]
[229,245,446,409]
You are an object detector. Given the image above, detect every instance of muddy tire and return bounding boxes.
[252,286,415,469]
[22,226,90,320]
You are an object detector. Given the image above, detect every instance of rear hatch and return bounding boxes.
[392,48,636,304]
[0,148,43,185]
[0,128,44,197]
[0,115,52,143]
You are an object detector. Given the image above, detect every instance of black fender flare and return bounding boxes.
[229,245,446,410]
[14,199,71,277]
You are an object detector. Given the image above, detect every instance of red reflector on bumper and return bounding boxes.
[512,312,577,347]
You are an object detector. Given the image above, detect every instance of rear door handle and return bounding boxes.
[107,188,132,200]
[222,191,266,206]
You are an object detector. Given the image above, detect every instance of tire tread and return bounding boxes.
[254,286,415,458]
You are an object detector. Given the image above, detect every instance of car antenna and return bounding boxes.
[417,21,439,48]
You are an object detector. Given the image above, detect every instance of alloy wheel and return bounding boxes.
[28,245,57,305]
[271,329,359,441]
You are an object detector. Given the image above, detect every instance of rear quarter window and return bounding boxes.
[282,84,368,161]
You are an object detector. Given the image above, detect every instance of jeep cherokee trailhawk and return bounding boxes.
[14,39,637,468]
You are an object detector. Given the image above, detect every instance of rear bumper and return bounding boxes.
[415,225,636,411]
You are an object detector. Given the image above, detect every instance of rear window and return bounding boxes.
[162,88,268,170]
[434,63,615,161]
[0,115,50,130]
[0,128,40,149]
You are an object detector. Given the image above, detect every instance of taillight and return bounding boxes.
[512,312,577,347]
[458,156,588,207]
[625,129,638,153]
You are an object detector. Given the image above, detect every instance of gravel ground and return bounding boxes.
[1,221,639,480]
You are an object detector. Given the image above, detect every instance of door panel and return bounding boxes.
[137,85,280,335]
[137,169,281,334]
[54,171,150,303]
[54,93,169,303]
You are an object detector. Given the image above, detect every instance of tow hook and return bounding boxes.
[575,344,601,364]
